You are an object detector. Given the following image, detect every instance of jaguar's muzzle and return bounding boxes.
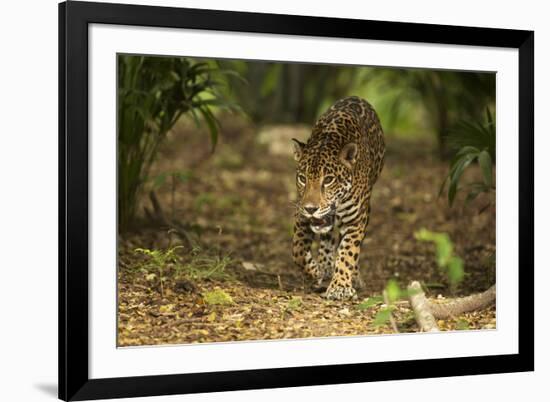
[308,208,336,234]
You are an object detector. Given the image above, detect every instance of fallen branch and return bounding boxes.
[408,281,440,332]
[429,284,496,319]
[407,281,497,332]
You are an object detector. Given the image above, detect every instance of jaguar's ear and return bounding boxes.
[291,138,306,162]
[340,142,358,169]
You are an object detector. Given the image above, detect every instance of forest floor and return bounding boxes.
[117,116,496,346]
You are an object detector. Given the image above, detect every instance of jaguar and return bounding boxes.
[292,96,385,300]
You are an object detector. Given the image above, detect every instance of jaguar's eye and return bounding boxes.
[323,175,335,186]
[297,174,306,185]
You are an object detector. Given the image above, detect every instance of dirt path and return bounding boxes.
[118,117,496,346]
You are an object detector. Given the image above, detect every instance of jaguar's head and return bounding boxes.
[292,137,358,234]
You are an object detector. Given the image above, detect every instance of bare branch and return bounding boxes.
[430,285,496,319]
[408,281,440,332]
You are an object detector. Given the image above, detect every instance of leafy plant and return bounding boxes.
[414,228,465,287]
[440,109,496,206]
[118,55,239,229]
[177,246,235,281]
[133,245,234,296]
[134,246,183,296]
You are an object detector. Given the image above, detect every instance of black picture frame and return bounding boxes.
[59,1,534,400]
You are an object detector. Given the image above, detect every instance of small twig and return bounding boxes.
[277,274,284,291]
[176,320,220,326]
[171,174,176,222]
[158,265,165,297]
[149,190,166,222]
[383,290,399,333]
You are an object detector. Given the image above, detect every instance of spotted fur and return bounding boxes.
[292,96,385,300]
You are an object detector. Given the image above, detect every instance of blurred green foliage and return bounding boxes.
[369,279,420,328]
[414,228,465,287]
[218,60,495,155]
[359,68,495,155]
[220,61,361,124]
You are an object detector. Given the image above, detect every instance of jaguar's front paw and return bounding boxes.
[324,284,357,300]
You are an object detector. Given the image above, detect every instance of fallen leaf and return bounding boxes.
[203,290,233,306]
[242,261,264,271]
[159,304,175,313]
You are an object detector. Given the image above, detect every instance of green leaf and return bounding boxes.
[373,308,392,327]
[203,290,233,306]
[485,107,493,125]
[198,106,219,152]
[385,279,401,303]
[447,256,465,285]
[414,227,434,242]
[357,296,384,310]
[478,150,493,187]
[454,146,480,160]
[415,229,453,267]
[456,318,470,331]
[434,234,453,267]
[287,297,302,310]
[438,176,449,198]
[448,153,476,206]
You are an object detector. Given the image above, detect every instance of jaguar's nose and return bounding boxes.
[304,204,318,215]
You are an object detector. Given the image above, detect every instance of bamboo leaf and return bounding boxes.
[198,106,219,152]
